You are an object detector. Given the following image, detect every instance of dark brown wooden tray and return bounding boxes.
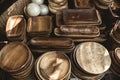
[62,8,102,25]
[27,16,52,37]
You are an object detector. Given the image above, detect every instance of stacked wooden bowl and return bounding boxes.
[0,42,35,80]
[35,51,71,80]
[48,0,68,13]
[94,0,113,9]
[110,48,120,77]
[110,20,120,49]
[71,42,111,80]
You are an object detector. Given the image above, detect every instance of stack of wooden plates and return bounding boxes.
[71,42,111,80]
[0,42,35,80]
[110,48,120,77]
[48,0,68,14]
[35,51,71,80]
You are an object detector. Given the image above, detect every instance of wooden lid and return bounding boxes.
[37,51,71,80]
[0,42,30,72]
[75,42,111,74]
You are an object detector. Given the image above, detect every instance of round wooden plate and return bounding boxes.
[75,42,111,75]
[36,51,71,80]
[0,42,31,72]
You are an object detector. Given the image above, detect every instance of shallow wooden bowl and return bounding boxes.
[35,51,71,80]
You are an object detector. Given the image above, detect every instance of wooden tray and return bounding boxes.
[28,37,75,49]
[27,16,52,37]
[62,8,102,25]
[54,28,100,38]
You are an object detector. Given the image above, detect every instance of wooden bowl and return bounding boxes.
[35,51,71,80]
[49,0,67,7]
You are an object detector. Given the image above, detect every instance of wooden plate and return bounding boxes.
[35,51,71,80]
[0,42,31,72]
[75,42,111,75]
[71,55,105,80]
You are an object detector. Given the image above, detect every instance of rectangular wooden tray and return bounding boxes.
[28,37,75,49]
[63,8,102,25]
[54,28,100,39]
[27,16,52,37]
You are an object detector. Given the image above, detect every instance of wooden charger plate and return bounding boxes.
[75,42,111,75]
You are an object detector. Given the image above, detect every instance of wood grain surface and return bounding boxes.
[0,42,29,72]
[75,42,111,74]
[29,37,74,49]
[27,16,52,35]
[6,15,25,37]
[37,51,70,80]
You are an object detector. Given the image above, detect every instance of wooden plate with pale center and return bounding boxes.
[75,42,111,75]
